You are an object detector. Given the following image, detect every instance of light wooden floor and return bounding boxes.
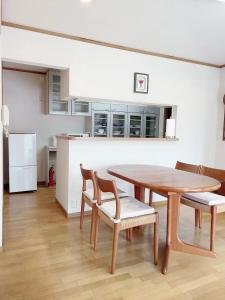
[1,187,225,300]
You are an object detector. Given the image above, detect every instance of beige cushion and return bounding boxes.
[183,192,225,206]
[83,188,129,203]
[97,196,155,223]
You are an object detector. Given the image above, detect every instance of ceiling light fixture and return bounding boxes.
[81,0,92,3]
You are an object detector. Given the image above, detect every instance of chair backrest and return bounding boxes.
[80,164,98,199]
[95,171,121,220]
[200,166,225,196]
[175,161,200,174]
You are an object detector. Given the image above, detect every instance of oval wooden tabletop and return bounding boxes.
[107,164,221,193]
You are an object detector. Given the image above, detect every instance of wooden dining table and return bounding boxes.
[107,164,221,274]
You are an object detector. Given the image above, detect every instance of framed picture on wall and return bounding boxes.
[134,72,149,94]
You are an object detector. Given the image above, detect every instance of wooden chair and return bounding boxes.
[175,161,200,173]
[80,164,128,244]
[175,161,203,228]
[181,165,225,251]
[94,171,159,274]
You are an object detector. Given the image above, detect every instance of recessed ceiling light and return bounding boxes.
[81,0,92,3]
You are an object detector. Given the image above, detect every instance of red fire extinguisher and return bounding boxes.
[49,165,55,187]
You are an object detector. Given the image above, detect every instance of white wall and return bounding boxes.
[2,26,221,168]
[57,138,180,213]
[3,69,86,182]
[215,68,225,169]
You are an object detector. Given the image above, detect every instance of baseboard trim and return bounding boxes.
[55,199,68,217]
[55,198,91,218]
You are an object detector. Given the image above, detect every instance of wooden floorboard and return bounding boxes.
[1,187,225,299]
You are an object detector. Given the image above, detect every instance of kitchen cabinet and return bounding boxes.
[48,69,71,115]
[92,102,111,111]
[144,114,159,138]
[144,106,160,115]
[110,112,127,137]
[71,100,91,116]
[110,104,127,112]
[128,113,144,138]
[128,105,145,114]
[92,111,110,137]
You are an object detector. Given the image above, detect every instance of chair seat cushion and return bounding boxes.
[183,192,225,206]
[83,188,129,203]
[98,196,155,222]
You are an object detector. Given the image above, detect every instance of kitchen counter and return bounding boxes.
[55,135,179,216]
[57,135,178,141]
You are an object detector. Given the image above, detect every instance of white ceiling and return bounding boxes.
[2,0,225,66]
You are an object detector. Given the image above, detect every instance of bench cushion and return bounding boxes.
[97,196,155,223]
[83,188,129,203]
[183,192,225,206]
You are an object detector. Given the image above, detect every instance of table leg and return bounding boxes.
[134,185,145,231]
[134,185,145,202]
[162,193,216,275]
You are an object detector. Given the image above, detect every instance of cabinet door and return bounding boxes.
[92,111,110,137]
[144,106,160,115]
[49,70,60,101]
[128,113,144,138]
[110,112,127,137]
[72,101,91,116]
[50,100,71,115]
[48,69,71,115]
[92,102,111,111]
[144,114,159,138]
[110,103,128,112]
[128,105,145,114]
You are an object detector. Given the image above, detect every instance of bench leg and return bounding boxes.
[210,206,217,252]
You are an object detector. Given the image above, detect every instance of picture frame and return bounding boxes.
[133,72,149,94]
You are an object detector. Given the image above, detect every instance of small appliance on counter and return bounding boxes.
[8,132,37,193]
[62,132,91,138]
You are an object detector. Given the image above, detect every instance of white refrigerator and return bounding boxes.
[9,133,37,193]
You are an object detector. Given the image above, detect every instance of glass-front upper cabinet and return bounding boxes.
[71,100,91,116]
[92,111,110,137]
[111,112,127,137]
[128,113,143,138]
[144,114,159,138]
[48,69,71,115]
